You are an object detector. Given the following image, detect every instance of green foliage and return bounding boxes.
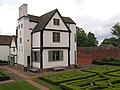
[93,57,120,66]
[36,65,120,90]
[81,65,120,74]
[87,32,98,47]
[0,60,8,66]
[0,71,9,81]
[77,26,98,47]
[34,78,62,90]
[101,37,119,46]
[111,23,120,38]
[39,70,96,85]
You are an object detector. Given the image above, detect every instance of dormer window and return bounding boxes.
[53,18,60,25]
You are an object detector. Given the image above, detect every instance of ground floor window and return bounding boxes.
[33,51,40,62]
[48,51,63,61]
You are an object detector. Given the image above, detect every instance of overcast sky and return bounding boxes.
[0,0,120,43]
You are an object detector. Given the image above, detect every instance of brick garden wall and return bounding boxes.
[77,47,120,65]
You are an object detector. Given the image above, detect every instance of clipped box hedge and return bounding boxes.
[0,60,8,66]
[60,74,120,90]
[81,65,120,74]
[0,71,9,81]
[39,70,96,85]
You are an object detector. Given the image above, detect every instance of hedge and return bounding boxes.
[81,65,120,74]
[0,71,9,81]
[0,60,8,66]
[39,70,96,85]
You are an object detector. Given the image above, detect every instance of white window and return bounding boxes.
[48,51,63,61]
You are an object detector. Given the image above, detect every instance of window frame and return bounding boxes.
[53,18,60,25]
[48,50,63,62]
[19,37,22,44]
[53,32,60,42]
[33,51,40,62]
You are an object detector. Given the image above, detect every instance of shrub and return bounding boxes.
[0,71,9,81]
[39,70,96,85]
[0,60,8,66]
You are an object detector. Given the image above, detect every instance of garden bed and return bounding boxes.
[0,60,8,66]
[81,65,120,74]
[0,71,9,81]
[60,76,120,90]
[36,65,120,90]
[39,70,96,85]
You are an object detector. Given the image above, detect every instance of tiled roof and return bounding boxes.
[63,17,76,24]
[31,9,76,33]
[0,35,12,45]
[28,14,40,23]
[33,9,57,32]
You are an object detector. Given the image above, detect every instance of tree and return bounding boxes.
[111,23,120,46]
[87,32,98,47]
[77,27,87,47]
[101,37,119,46]
[77,27,98,47]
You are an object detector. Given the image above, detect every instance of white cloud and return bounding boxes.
[1,0,120,43]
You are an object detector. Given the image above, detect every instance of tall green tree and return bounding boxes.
[77,27,87,47]
[111,23,120,46]
[77,27,98,47]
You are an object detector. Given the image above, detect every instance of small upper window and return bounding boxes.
[13,47,15,52]
[20,38,22,44]
[18,25,20,29]
[21,23,23,28]
[53,19,60,25]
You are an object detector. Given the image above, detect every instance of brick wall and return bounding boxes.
[77,47,120,65]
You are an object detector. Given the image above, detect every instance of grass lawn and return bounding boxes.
[0,80,39,90]
[34,78,62,90]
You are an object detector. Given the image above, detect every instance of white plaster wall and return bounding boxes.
[29,22,37,30]
[33,62,40,68]
[0,45,9,61]
[24,17,32,67]
[10,48,17,55]
[43,31,69,47]
[32,32,40,47]
[70,24,77,64]
[17,18,25,65]
[43,49,68,68]
[45,12,68,30]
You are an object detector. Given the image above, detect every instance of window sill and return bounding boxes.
[48,60,63,62]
